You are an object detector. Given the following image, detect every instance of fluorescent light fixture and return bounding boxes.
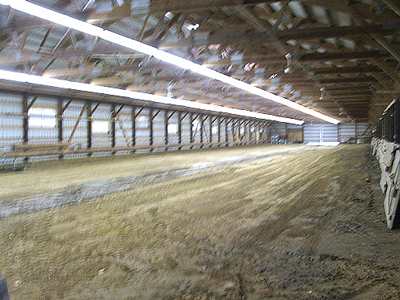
[0,0,340,124]
[0,70,304,125]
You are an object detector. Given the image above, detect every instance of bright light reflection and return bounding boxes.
[0,0,340,124]
[0,70,304,124]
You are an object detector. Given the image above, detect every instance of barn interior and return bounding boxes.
[1,0,400,299]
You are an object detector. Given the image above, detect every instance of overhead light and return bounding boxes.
[0,0,339,124]
[185,23,200,31]
[0,70,304,125]
[284,67,294,74]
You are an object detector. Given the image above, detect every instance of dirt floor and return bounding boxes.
[1,144,400,299]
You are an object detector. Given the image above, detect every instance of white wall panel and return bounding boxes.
[305,123,371,144]
[304,124,338,143]
[0,93,23,147]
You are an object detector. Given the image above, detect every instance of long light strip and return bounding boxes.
[0,0,339,124]
[0,70,304,124]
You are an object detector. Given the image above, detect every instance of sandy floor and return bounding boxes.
[0,144,400,299]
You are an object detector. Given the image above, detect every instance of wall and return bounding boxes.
[0,91,270,160]
[303,123,372,144]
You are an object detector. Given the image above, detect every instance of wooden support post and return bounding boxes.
[247,121,252,144]
[263,123,267,143]
[285,123,288,143]
[189,112,194,148]
[199,114,204,148]
[109,104,126,151]
[245,121,249,144]
[254,122,258,143]
[257,121,262,143]
[177,111,182,150]
[244,120,248,145]
[225,118,229,145]
[217,117,222,146]
[237,120,242,145]
[86,102,100,155]
[250,121,255,144]
[131,106,137,151]
[86,102,92,155]
[253,121,258,143]
[68,102,87,144]
[57,98,63,143]
[209,115,213,145]
[22,93,29,144]
[149,108,153,151]
[164,110,169,149]
[110,104,116,151]
[231,119,236,145]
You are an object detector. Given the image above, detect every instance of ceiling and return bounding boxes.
[1,0,400,124]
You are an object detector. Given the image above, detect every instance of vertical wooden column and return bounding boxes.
[225,118,229,146]
[57,98,64,159]
[110,103,116,151]
[259,122,264,143]
[254,122,258,143]
[231,119,236,145]
[239,119,243,145]
[22,93,29,144]
[241,120,245,145]
[244,120,248,145]
[149,108,153,151]
[131,106,136,151]
[251,121,256,144]
[256,121,262,143]
[86,102,92,155]
[177,111,182,150]
[285,123,288,143]
[248,121,253,144]
[189,112,194,148]
[253,121,257,143]
[199,114,204,148]
[262,123,267,143]
[217,117,222,146]
[57,98,63,143]
[209,116,213,146]
[164,110,169,150]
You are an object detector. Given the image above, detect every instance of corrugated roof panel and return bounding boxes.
[288,2,308,19]
[330,11,351,27]
[311,6,330,25]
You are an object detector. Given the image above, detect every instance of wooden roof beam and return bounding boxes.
[318,77,376,84]
[299,50,389,62]
[382,0,400,18]
[323,86,371,92]
[312,65,382,74]
[329,91,372,96]
[275,25,397,41]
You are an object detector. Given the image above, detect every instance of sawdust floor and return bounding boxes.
[1,144,400,299]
